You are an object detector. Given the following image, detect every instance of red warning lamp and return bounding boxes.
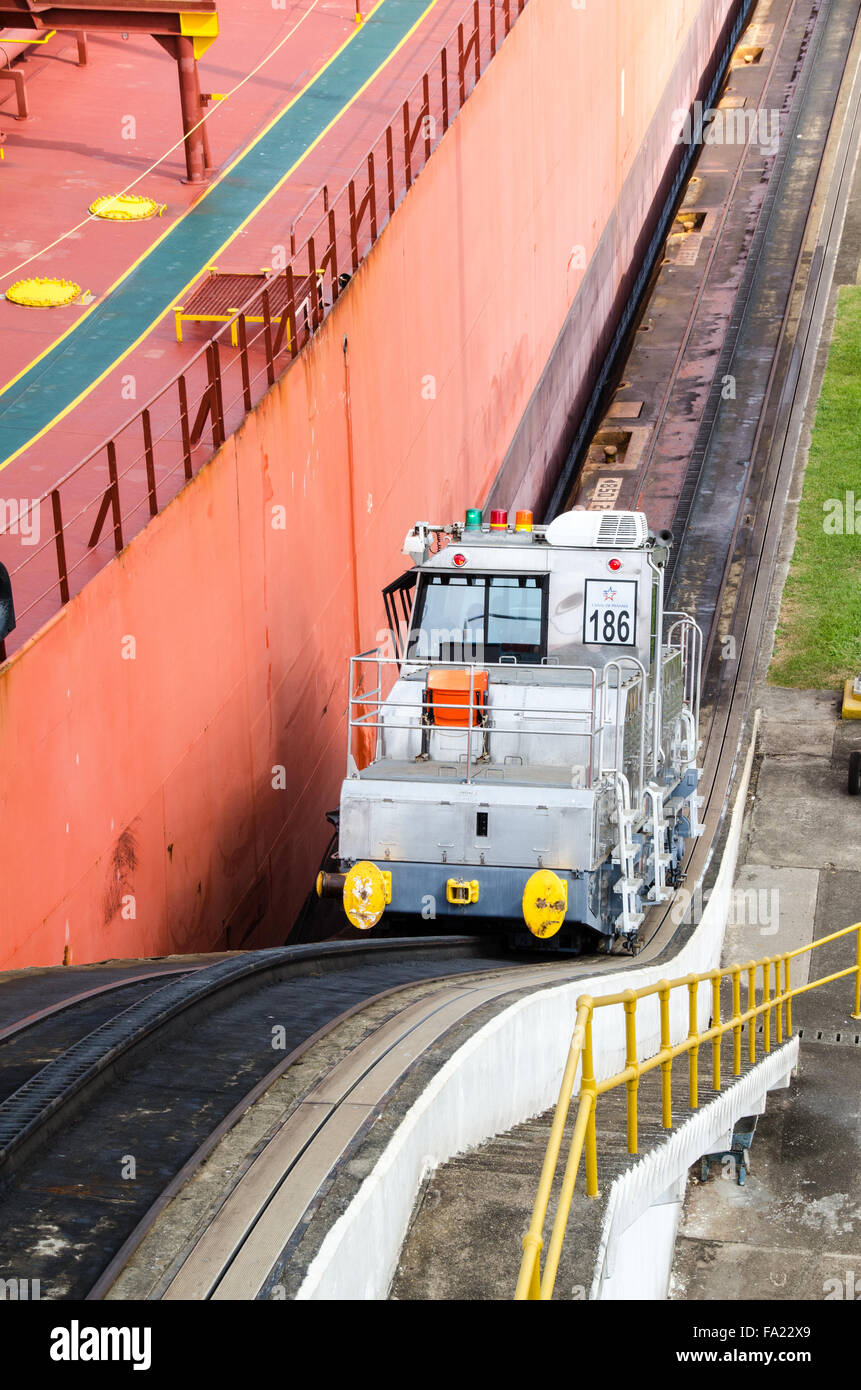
[608,557,622,571]
[490,509,508,532]
[452,552,468,567]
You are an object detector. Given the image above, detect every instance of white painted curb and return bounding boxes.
[297,714,761,1300]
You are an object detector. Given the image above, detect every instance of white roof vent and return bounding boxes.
[544,509,648,549]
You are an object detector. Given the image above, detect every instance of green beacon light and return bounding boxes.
[464,508,482,531]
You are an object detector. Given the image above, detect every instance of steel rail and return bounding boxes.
[87,953,521,1299]
[630,0,804,507]
[0,964,202,1045]
[156,958,603,1301]
[543,0,757,521]
[0,936,493,1179]
[687,0,861,822]
[663,0,837,639]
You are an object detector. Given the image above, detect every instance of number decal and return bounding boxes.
[583,579,637,647]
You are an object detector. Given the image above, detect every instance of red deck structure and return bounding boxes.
[0,0,493,656]
[0,0,218,179]
[173,267,323,345]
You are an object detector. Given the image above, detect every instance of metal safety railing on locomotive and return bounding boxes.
[346,653,650,795]
[345,614,701,800]
[514,921,861,1301]
[661,614,702,762]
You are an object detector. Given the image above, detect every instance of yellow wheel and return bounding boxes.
[522,870,568,939]
[342,861,390,931]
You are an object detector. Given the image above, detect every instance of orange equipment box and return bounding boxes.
[426,669,488,727]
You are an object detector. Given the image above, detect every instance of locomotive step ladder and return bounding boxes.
[643,781,672,903]
[679,708,706,838]
[611,775,644,936]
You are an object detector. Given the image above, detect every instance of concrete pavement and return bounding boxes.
[670,688,861,1301]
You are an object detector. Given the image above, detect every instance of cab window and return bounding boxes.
[408,574,547,663]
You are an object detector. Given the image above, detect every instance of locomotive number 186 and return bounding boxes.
[583,578,637,647]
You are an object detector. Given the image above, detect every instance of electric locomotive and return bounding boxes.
[316,507,702,951]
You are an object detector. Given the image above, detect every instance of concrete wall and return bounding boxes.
[0,0,740,967]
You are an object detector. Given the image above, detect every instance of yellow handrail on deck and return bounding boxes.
[514,920,861,1301]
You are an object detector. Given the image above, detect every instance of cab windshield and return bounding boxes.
[407,574,546,664]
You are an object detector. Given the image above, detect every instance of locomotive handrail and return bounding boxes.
[601,656,647,798]
[664,614,703,731]
[515,920,861,1300]
[346,652,649,787]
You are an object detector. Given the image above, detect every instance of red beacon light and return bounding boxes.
[490,509,508,532]
[608,557,622,572]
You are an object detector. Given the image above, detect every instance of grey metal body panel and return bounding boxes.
[340,777,606,872]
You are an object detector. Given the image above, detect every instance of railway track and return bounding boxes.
[0,966,201,1108]
[584,0,861,961]
[0,937,520,1298]
[662,0,861,929]
[0,0,856,1305]
[0,958,217,1034]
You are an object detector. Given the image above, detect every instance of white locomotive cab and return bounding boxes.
[318,509,702,952]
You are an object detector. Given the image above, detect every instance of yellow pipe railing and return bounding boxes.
[515,920,861,1301]
[515,1000,591,1301]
